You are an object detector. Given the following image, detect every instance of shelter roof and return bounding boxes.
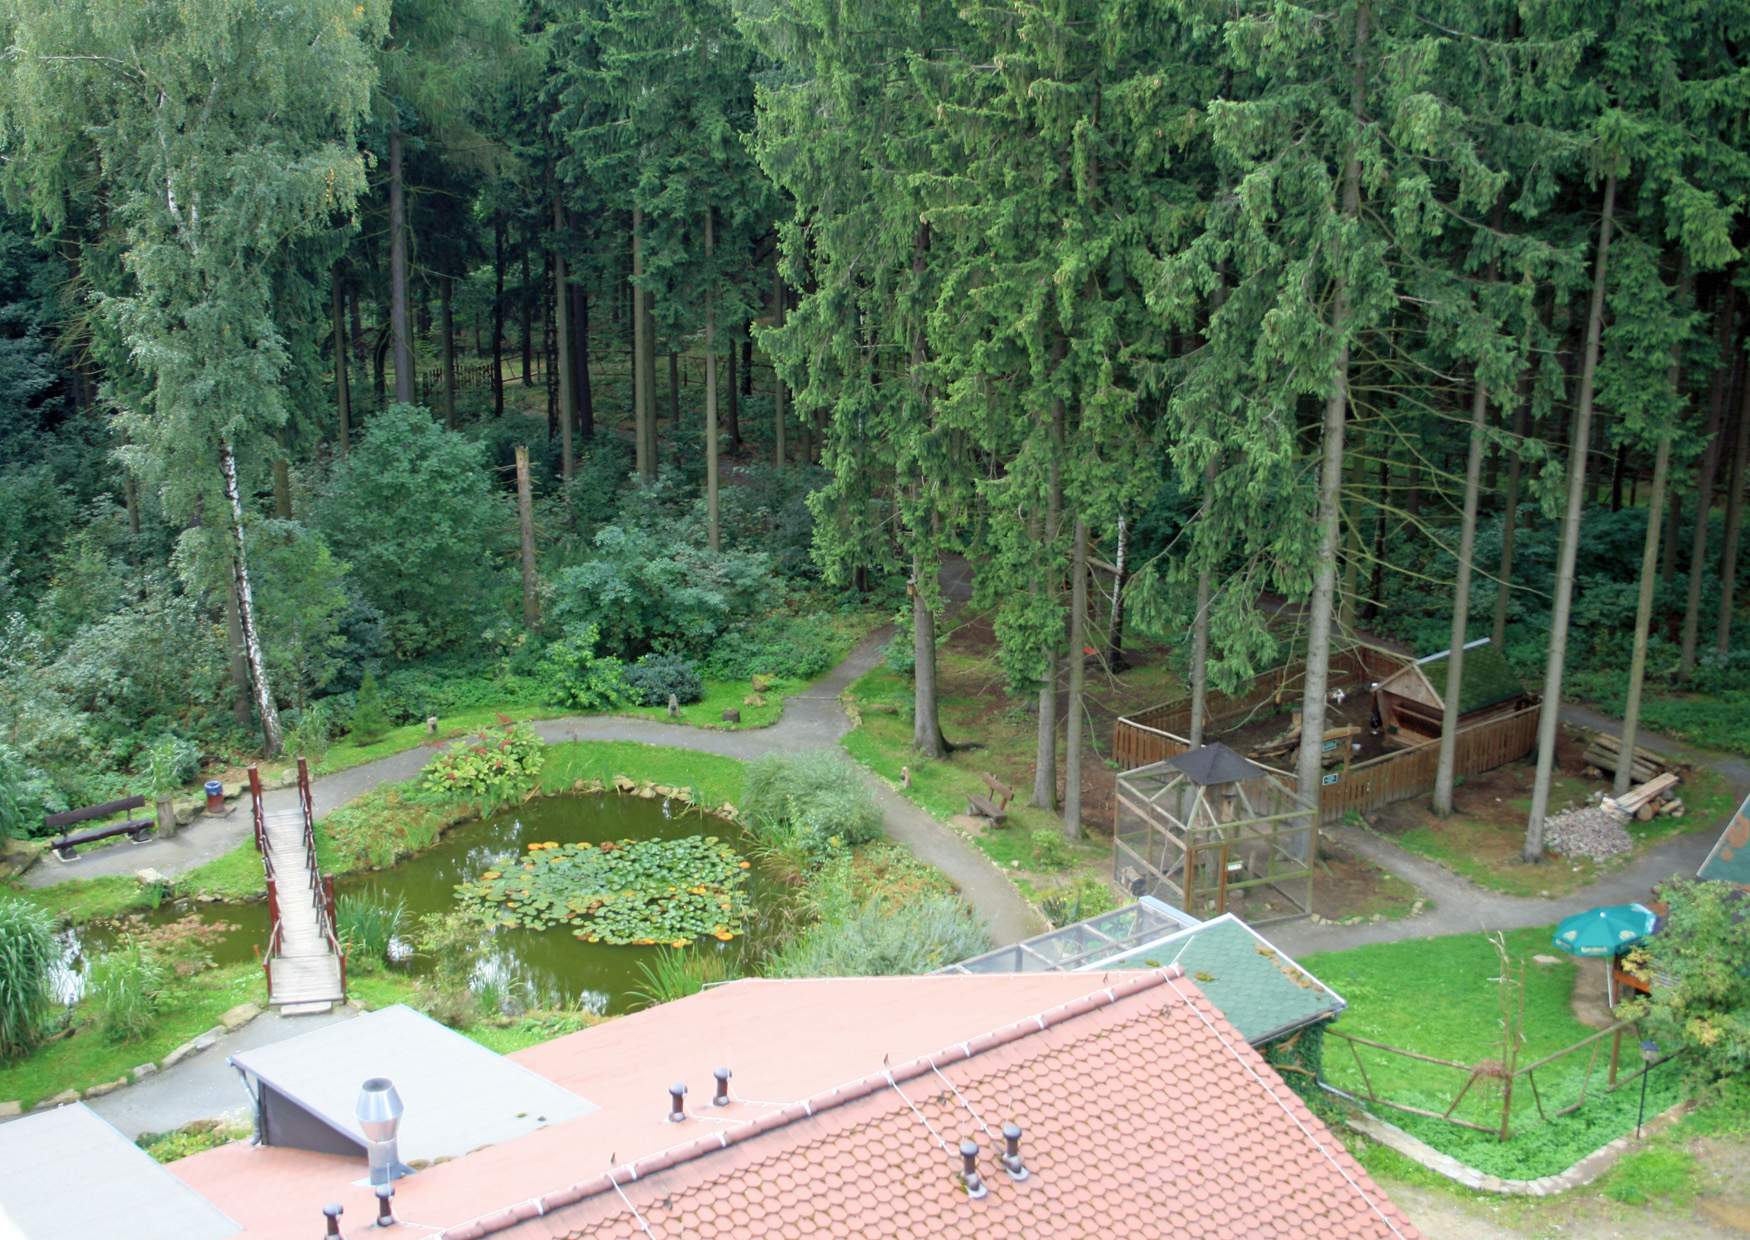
[1698,794,1750,887]
[1168,741,1268,786]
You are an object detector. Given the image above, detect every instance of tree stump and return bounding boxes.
[722,708,741,724]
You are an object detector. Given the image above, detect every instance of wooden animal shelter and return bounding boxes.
[1373,639,1529,749]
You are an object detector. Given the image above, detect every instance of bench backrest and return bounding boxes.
[981,773,1014,807]
[44,795,147,832]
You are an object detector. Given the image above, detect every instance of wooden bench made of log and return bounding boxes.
[967,773,1016,824]
[45,795,154,861]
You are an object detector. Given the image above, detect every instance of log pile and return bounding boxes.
[1581,731,1669,785]
[1604,772,1683,822]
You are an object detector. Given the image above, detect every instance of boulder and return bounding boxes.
[82,1078,128,1099]
[220,1003,261,1032]
[721,708,741,725]
[36,1089,80,1110]
[742,693,767,708]
[131,1064,159,1083]
[750,673,774,693]
[0,1100,21,1118]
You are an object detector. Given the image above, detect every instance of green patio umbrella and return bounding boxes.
[1553,903,1661,959]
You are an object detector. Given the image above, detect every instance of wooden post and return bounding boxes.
[515,444,541,630]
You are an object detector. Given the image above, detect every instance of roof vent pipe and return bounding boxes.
[959,1138,988,1200]
[668,1082,688,1123]
[1001,1123,1029,1181]
[712,1068,732,1107]
[323,1203,345,1237]
[374,1184,395,1228]
[356,1078,410,1187]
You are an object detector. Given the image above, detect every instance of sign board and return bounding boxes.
[1321,738,1339,753]
[1321,772,1340,786]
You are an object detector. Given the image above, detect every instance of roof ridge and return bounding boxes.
[439,967,1183,1240]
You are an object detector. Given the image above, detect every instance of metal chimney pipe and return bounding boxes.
[668,1082,688,1123]
[356,1078,407,1187]
[712,1068,732,1107]
[374,1184,395,1228]
[323,1203,344,1238]
[1001,1122,1029,1180]
[959,1138,987,1200]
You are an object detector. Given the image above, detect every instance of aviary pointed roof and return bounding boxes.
[1167,741,1267,786]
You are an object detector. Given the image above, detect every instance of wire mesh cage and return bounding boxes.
[1112,743,1317,924]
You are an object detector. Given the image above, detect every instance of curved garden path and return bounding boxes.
[27,626,1047,947]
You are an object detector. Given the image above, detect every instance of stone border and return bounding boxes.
[0,1003,264,1118]
[1346,1099,1695,1195]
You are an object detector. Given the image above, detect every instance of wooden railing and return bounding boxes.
[1113,654,1541,824]
[251,759,346,1003]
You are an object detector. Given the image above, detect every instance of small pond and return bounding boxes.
[54,794,786,1017]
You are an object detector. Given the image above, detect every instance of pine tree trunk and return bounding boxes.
[773,261,787,467]
[1526,173,1616,862]
[1680,284,1736,675]
[553,192,575,482]
[1295,0,1368,810]
[515,443,540,630]
[1106,515,1130,672]
[226,576,251,730]
[1662,491,1682,590]
[1610,440,1629,511]
[1713,376,1750,654]
[520,245,533,387]
[1033,369,1067,813]
[705,210,720,551]
[350,283,366,372]
[573,283,594,441]
[272,458,293,520]
[1188,490,1213,749]
[440,275,457,428]
[632,207,651,481]
[1063,518,1089,838]
[726,323,741,451]
[388,127,413,405]
[492,218,506,419]
[332,264,351,456]
[220,442,283,757]
[911,547,947,758]
[1433,373,1490,815]
[669,350,680,429]
[1491,384,1531,651]
[1619,436,1671,795]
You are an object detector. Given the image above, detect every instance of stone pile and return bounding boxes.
[1545,799,1633,863]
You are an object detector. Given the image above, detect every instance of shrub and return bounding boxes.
[701,612,844,682]
[632,947,737,1008]
[335,891,406,970]
[1621,876,1750,1082]
[349,668,391,742]
[1028,829,1074,872]
[0,743,52,840]
[882,624,915,676]
[87,946,167,1043]
[742,752,882,866]
[0,896,57,1059]
[284,702,332,764]
[623,653,703,708]
[140,734,198,798]
[1039,876,1119,927]
[766,895,988,976]
[538,625,629,711]
[421,721,545,808]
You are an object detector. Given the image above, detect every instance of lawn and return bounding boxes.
[1305,926,1686,1179]
[1377,759,1738,899]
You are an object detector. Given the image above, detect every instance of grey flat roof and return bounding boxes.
[229,1004,595,1165]
[0,1102,239,1240]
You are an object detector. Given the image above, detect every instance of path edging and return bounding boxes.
[1346,1098,1694,1196]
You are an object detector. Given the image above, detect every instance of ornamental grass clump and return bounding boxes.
[742,752,881,867]
[88,946,167,1043]
[631,946,737,1009]
[336,891,407,970]
[0,896,57,1059]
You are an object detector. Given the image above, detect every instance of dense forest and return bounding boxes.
[1,0,1747,864]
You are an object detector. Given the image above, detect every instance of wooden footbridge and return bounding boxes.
[249,760,347,1013]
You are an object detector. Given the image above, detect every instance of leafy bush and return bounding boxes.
[349,668,391,742]
[87,946,166,1043]
[0,743,53,840]
[632,946,738,1008]
[0,896,57,1059]
[742,752,883,867]
[623,653,703,708]
[335,891,406,970]
[420,721,546,808]
[1028,829,1074,872]
[701,612,846,682]
[1621,876,1750,1082]
[766,894,988,976]
[882,623,915,676]
[538,625,629,710]
[139,735,198,798]
[283,702,332,764]
[1039,875,1119,927]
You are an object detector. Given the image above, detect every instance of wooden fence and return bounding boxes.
[1113,652,1541,824]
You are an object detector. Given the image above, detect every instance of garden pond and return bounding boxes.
[49,794,787,1017]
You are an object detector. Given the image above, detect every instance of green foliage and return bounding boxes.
[139,735,197,799]
[742,752,882,867]
[0,896,57,1059]
[700,611,845,682]
[1038,875,1119,927]
[631,947,738,1009]
[1621,877,1750,1082]
[1027,829,1073,873]
[138,1120,251,1164]
[1601,1146,1698,1206]
[538,625,630,711]
[420,721,545,809]
[765,890,987,977]
[315,405,509,657]
[283,702,332,765]
[623,653,702,708]
[455,835,750,946]
[335,891,406,970]
[87,947,167,1044]
[349,669,391,743]
[0,743,51,840]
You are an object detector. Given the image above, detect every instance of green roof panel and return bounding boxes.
[1418,644,1525,716]
[1698,794,1750,887]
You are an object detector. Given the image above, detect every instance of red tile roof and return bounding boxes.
[171,971,1417,1240]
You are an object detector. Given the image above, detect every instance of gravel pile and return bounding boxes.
[1545,801,1634,863]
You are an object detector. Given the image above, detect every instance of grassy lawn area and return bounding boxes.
[1306,926,1686,1179]
[1376,754,1739,899]
[0,962,259,1111]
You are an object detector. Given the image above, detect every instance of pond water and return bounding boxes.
[54,795,784,1017]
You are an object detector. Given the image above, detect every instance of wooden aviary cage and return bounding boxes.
[1113,743,1316,923]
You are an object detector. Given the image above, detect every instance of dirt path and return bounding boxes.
[28,624,1045,947]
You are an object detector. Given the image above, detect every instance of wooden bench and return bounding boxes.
[45,795,154,861]
[967,773,1015,825]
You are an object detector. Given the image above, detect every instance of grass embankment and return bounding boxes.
[1306,926,1685,1180]
[1381,763,1738,899]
